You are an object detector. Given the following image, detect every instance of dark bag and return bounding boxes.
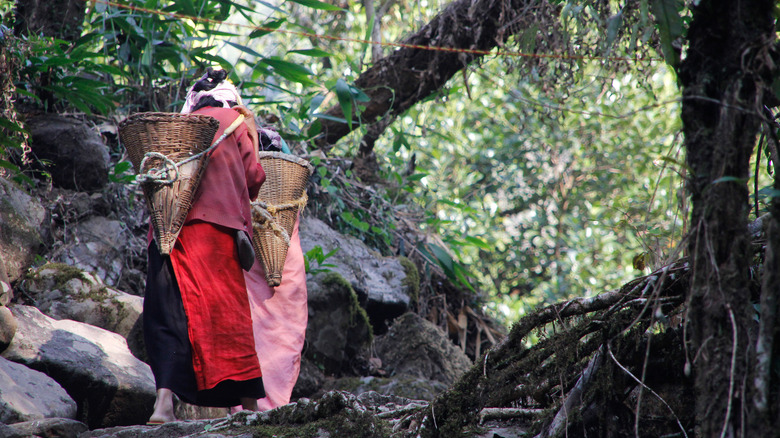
[235,230,256,271]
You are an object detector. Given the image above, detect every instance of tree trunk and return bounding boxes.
[313,0,558,152]
[679,1,775,436]
[13,0,86,41]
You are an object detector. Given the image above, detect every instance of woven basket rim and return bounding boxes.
[257,151,314,175]
[119,111,218,127]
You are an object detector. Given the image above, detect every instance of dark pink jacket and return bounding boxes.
[185,106,265,235]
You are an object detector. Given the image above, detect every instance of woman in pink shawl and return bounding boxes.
[243,216,308,410]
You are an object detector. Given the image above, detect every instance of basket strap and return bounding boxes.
[252,193,308,215]
[136,114,246,185]
[251,204,291,246]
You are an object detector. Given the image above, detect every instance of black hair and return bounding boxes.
[192,67,228,92]
[188,67,237,111]
[191,96,238,112]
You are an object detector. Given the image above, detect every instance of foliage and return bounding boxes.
[15,32,120,115]
[3,0,728,329]
[363,59,686,323]
[303,244,338,276]
[0,23,32,185]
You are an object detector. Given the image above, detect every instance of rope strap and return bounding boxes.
[252,193,308,215]
[250,193,308,247]
[136,114,245,185]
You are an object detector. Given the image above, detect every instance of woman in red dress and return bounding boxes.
[143,68,265,424]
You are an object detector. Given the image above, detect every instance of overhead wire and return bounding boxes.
[85,0,664,64]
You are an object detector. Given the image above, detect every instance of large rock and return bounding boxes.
[375,312,472,385]
[48,216,146,291]
[19,263,144,343]
[299,215,413,332]
[1,305,156,428]
[0,278,11,307]
[1,418,88,438]
[0,256,11,306]
[0,305,17,352]
[0,356,77,423]
[305,272,373,375]
[26,114,111,191]
[0,177,46,283]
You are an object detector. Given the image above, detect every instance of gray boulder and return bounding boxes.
[1,418,88,438]
[375,312,472,385]
[305,272,373,375]
[19,263,144,343]
[48,216,146,291]
[0,256,11,306]
[0,177,46,283]
[299,215,412,331]
[26,114,111,191]
[0,356,77,424]
[0,305,17,352]
[1,305,156,428]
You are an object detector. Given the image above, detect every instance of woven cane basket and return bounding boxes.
[118,112,220,255]
[251,151,313,286]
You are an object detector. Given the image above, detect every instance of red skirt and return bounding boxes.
[169,221,262,391]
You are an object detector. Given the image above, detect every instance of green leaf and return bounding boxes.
[0,160,21,172]
[194,53,233,71]
[173,0,198,17]
[311,113,349,124]
[287,0,344,11]
[463,236,492,251]
[605,10,623,50]
[712,176,748,185]
[261,58,315,85]
[757,187,780,199]
[224,40,265,59]
[335,78,353,130]
[200,29,241,37]
[650,0,683,69]
[288,48,331,57]
[453,263,475,292]
[249,19,285,39]
[0,118,27,134]
[429,243,454,275]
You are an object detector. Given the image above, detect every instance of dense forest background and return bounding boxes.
[2,0,780,436]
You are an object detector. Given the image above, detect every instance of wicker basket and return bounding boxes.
[251,151,313,286]
[118,112,220,255]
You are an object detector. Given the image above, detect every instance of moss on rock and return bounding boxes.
[399,256,420,304]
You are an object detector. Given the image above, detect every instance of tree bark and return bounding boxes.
[313,0,556,152]
[679,1,775,436]
[13,0,86,41]
[752,120,780,434]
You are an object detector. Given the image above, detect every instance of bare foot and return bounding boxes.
[148,388,177,424]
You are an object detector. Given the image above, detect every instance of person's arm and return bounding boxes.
[232,105,260,159]
[234,123,265,200]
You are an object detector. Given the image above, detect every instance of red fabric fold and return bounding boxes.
[170,221,262,391]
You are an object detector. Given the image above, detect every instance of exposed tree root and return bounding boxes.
[396,259,694,437]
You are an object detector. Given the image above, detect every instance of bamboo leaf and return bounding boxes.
[249,19,285,38]
[288,48,331,57]
[287,0,343,11]
[650,0,683,69]
[335,78,353,129]
[224,40,265,59]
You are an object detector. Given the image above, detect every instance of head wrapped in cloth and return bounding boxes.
[181,67,243,114]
